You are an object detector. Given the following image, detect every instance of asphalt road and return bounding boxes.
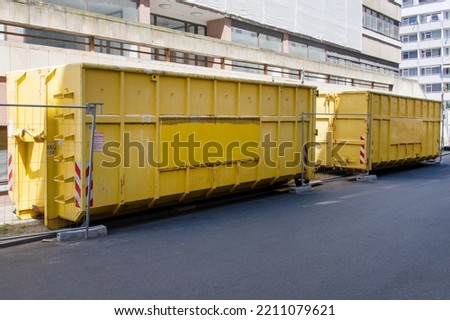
[1,156,450,300]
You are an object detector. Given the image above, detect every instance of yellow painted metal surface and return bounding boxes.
[7,64,316,228]
[316,91,441,171]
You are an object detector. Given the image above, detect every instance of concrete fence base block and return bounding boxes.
[289,185,313,194]
[356,175,378,182]
[57,225,108,242]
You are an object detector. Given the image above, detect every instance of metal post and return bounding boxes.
[440,95,445,165]
[85,103,99,239]
[366,111,372,176]
[301,112,305,186]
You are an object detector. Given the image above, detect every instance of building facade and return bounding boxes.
[0,0,407,86]
[400,0,450,146]
[0,0,423,182]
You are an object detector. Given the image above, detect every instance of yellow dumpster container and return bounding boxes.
[7,63,316,228]
[316,91,441,171]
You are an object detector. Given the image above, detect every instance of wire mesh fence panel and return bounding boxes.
[1,103,96,239]
[313,166,354,182]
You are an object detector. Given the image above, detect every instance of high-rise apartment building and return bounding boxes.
[400,0,450,146]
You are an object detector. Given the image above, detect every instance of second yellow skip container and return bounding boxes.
[316,91,441,171]
[7,63,317,228]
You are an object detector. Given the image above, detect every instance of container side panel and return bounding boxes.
[160,121,259,169]
[8,70,48,219]
[239,83,259,116]
[390,118,424,145]
[85,69,120,115]
[189,167,212,192]
[159,76,187,115]
[46,65,84,227]
[260,122,278,179]
[261,85,278,116]
[216,81,238,115]
[122,124,156,203]
[90,124,120,209]
[315,95,335,167]
[279,122,298,176]
[190,79,214,115]
[124,73,156,116]
[280,87,296,117]
[336,92,368,114]
[214,165,237,187]
[159,170,185,197]
[333,118,367,170]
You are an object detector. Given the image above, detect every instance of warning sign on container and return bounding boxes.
[93,133,104,152]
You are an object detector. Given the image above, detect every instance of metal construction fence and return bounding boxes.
[0,103,99,240]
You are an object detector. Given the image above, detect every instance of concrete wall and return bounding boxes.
[361,31,402,64]
[363,0,401,20]
[207,18,231,41]
[361,0,401,65]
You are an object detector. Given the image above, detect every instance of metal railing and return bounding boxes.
[0,23,394,92]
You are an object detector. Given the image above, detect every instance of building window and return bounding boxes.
[288,41,308,58]
[24,28,88,51]
[231,22,282,52]
[401,34,418,43]
[419,0,440,4]
[402,68,418,77]
[421,48,441,58]
[403,0,414,8]
[41,0,138,21]
[401,15,418,26]
[231,27,258,47]
[420,66,442,76]
[308,46,327,61]
[402,50,418,60]
[363,6,399,39]
[423,83,442,93]
[421,30,442,40]
[421,12,443,24]
[151,14,206,35]
[258,33,282,51]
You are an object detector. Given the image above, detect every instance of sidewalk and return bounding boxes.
[0,194,18,225]
[0,195,48,238]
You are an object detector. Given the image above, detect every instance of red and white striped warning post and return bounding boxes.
[75,161,93,208]
[7,153,13,192]
[360,135,366,165]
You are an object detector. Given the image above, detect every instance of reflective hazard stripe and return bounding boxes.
[360,135,366,165]
[75,161,82,208]
[7,153,13,192]
[75,162,93,208]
